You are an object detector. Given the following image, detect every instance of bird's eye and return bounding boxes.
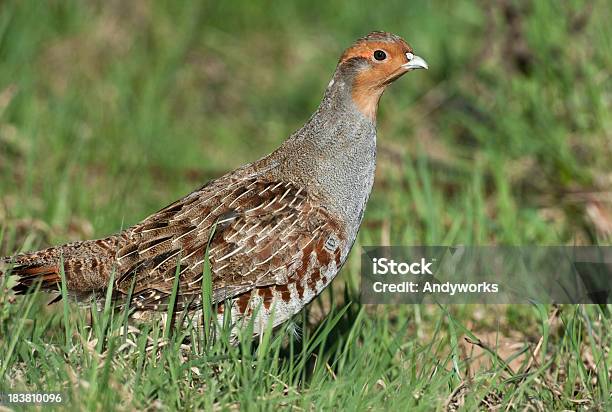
[373,50,386,61]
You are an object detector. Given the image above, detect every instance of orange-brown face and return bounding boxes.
[338,32,428,120]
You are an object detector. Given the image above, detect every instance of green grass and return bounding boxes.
[0,0,611,410]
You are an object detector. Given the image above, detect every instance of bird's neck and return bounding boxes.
[268,72,378,225]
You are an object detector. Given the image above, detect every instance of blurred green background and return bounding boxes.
[1,0,610,252]
[0,0,610,410]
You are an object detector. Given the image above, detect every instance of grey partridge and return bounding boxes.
[1,31,428,336]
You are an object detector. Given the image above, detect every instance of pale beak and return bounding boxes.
[403,54,428,70]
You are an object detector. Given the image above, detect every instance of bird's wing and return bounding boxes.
[114,176,346,312]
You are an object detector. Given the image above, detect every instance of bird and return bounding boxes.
[0,31,428,337]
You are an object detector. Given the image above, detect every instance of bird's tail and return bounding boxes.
[2,237,122,300]
[1,246,65,295]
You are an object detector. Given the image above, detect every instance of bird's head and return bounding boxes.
[335,31,428,120]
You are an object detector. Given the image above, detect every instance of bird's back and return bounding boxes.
[2,165,349,332]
